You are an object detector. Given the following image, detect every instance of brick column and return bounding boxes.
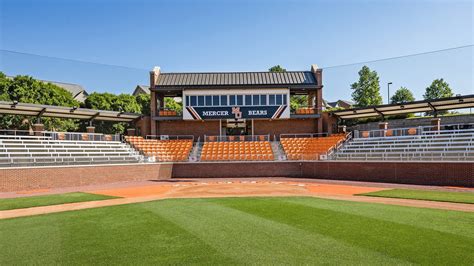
[311,64,324,133]
[127,128,136,136]
[86,126,95,133]
[150,66,161,136]
[431,118,441,131]
[32,123,44,136]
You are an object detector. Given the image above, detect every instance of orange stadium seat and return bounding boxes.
[200,140,274,162]
[125,136,193,162]
[280,134,347,161]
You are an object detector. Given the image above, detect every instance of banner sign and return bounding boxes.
[186,105,287,120]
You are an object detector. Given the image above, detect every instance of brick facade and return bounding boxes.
[1,161,471,192]
[172,161,474,187]
[156,120,220,140]
[0,164,172,192]
[253,119,318,139]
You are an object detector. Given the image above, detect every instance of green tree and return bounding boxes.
[423,79,454,100]
[84,92,141,134]
[351,66,383,107]
[164,97,182,113]
[135,93,151,116]
[0,73,80,131]
[391,87,415,104]
[268,65,286,72]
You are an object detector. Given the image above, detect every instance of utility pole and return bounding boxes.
[387,82,393,104]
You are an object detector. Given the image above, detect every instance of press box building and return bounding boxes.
[146,65,324,139]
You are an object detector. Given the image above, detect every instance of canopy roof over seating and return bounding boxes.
[332,94,474,120]
[0,101,142,122]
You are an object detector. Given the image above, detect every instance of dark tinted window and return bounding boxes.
[237,95,243,105]
[198,96,204,106]
[283,94,287,105]
[229,95,236,105]
[190,96,197,106]
[212,95,219,106]
[269,95,275,105]
[221,95,227,106]
[253,95,259,105]
[276,94,282,105]
[245,95,252,106]
[260,95,267,105]
[205,95,212,106]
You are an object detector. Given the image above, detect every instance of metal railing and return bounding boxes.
[204,135,270,142]
[353,123,474,139]
[145,135,194,141]
[279,133,329,140]
[0,129,120,142]
[290,106,319,115]
[157,108,183,117]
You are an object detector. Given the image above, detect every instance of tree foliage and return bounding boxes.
[351,66,383,107]
[165,97,182,113]
[423,79,453,100]
[84,92,142,134]
[268,65,286,72]
[135,93,151,116]
[0,72,80,131]
[390,87,415,104]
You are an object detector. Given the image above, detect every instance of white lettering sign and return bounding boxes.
[247,110,268,116]
[202,111,229,116]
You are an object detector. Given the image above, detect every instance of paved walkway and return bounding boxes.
[1,179,473,219]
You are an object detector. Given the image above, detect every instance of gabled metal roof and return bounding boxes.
[0,101,142,122]
[332,94,474,119]
[155,71,317,88]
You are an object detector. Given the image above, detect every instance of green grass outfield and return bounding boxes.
[359,189,474,204]
[1,197,473,265]
[0,192,117,211]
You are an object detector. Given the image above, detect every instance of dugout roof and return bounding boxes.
[332,94,474,119]
[0,101,142,122]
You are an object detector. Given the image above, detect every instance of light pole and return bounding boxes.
[387,82,393,104]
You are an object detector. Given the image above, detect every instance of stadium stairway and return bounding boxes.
[0,135,143,167]
[333,128,474,161]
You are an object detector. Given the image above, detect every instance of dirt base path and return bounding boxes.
[1,179,473,220]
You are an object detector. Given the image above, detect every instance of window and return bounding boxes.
[205,95,212,106]
[186,96,190,106]
[221,95,227,106]
[253,95,260,105]
[198,96,204,106]
[245,95,252,106]
[190,96,197,106]
[213,95,220,106]
[260,95,267,105]
[269,95,275,105]
[229,95,236,105]
[283,94,287,105]
[276,94,282,105]
[237,95,243,105]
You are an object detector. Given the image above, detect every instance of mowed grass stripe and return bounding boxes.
[213,197,474,265]
[0,192,118,211]
[142,198,407,265]
[359,189,474,204]
[284,197,474,238]
[0,203,230,265]
[0,197,473,265]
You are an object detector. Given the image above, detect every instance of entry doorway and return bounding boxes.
[222,119,252,136]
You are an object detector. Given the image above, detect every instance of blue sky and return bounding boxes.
[0,0,472,102]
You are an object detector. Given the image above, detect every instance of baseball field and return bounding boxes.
[1,195,473,265]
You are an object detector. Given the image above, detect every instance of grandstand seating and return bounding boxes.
[0,135,142,167]
[200,141,274,161]
[281,134,347,160]
[125,136,193,162]
[334,129,474,161]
